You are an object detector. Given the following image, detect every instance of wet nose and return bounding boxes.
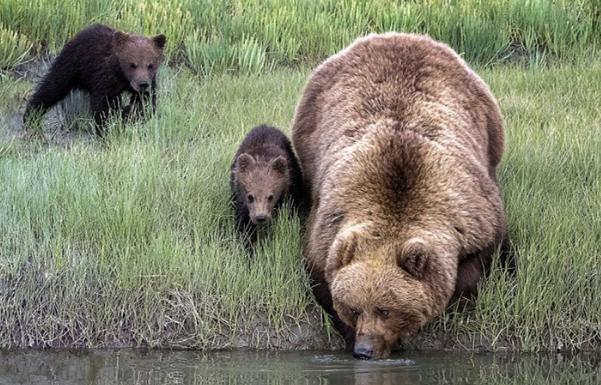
[138,82,149,91]
[255,215,267,223]
[352,345,373,360]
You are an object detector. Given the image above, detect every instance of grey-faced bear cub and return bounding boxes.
[230,124,306,248]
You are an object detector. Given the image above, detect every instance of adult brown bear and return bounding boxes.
[292,33,509,359]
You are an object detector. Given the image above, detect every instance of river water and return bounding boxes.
[0,350,599,385]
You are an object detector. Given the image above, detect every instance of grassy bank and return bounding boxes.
[0,0,600,74]
[0,59,599,350]
[0,69,329,349]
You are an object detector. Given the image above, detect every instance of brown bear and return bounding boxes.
[23,24,166,136]
[292,33,509,359]
[230,124,306,249]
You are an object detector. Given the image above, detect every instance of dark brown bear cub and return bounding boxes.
[23,24,166,135]
[230,125,305,248]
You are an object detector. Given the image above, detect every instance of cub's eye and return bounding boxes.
[267,194,274,202]
[375,308,390,318]
[129,63,137,69]
[350,308,361,319]
[247,194,254,203]
[147,64,153,69]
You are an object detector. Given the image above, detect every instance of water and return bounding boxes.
[0,350,599,385]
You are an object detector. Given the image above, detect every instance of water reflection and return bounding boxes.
[0,350,599,385]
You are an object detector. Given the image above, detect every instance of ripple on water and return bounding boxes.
[308,354,416,375]
[311,354,415,365]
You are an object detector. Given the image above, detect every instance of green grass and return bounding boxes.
[0,0,599,73]
[0,60,599,350]
[0,69,324,349]
[466,64,601,352]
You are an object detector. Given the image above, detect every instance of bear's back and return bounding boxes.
[293,33,504,190]
[63,24,114,56]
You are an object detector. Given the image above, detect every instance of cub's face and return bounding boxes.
[236,153,289,224]
[331,261,431,359]
[113,32,166,93]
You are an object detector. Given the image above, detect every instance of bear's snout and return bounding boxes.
[138,81,150,91]
[352,340,374,360]
[130,79,151,93]
[254,214,268,223]
[250,200,274,225]
[353,332,390,360]
[250,212,271,225]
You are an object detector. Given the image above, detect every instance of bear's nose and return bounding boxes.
[255,215,267,223]
[352,345,373,360]
[138,82,149,91]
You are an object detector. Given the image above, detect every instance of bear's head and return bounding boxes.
[235,153,289,224]
[326,225,457,359]
[113,31,166,93]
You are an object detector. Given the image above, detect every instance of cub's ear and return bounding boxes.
[270,156,288,175]
[325,223,370,282]
[152,34,167,49]
[397,238,430,279]
[113,31,130,47]
[236,153,255,173]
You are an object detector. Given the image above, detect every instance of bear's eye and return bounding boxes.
[147,64,153,69]
[267,194,274,202]
[375,308,390,318]
[350,308,361,319]
[129,63,137,69]
[247,194,254,203]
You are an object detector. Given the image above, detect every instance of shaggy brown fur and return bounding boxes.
[292,33,509,359]
[23,24,166,135]
[231,125,306,249]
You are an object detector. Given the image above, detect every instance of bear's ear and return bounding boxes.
[397,238,430,279]
[325,232,358,282]
[236,153,255,173]
[325,223,370,281]
[113,31,130,48]
[270,156,288,176]
[152,34,167,49]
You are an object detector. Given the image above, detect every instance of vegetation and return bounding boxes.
[0,0,600,74]
[0,0,599,351]
[454,63,601,352]
[0,70,325,349]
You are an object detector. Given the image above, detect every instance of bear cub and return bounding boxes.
[23,24,166,135]
[230,124,305,248]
